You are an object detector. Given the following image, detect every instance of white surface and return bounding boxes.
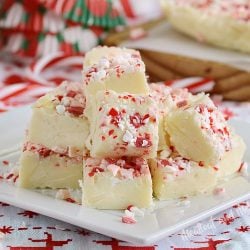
[0,106,249,245]
[123,23,250,72]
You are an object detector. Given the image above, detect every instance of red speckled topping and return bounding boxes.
[149,83,190,114]
[85,157,150,179]
[93,91,158,158]
[172,0,250,22]
[83,53,145,86]
[23,142,83,162]
[158,156,191,174]
[37,81,86,118]
[195,103,232,153]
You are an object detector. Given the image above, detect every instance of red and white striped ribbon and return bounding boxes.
[0,54,215,113]
[0,53,83,112]
[165,77,215,94]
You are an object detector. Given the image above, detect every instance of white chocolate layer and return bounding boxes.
[28,108,89,155]
[88,90,159,158]
[83,157,153,209]
[165,95,232,165]
[27,81,89,155]
[83,47,149,96]
[149,156,217,200]
[19,151,82,189]
[149,83,193,151]
[217,134,246,178]
[84,46,141,68]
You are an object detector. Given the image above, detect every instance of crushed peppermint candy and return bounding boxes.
[141,140,148,147]
[93,69,106,81]
[125,208,135,218]
[122,209,136,224]
[121,205,145,224]
[123,130,135,144]
[56,104,66,115]
[83,53,145,85]
[62,97,70,106]
[173,0,250,22]
[49,81,86,117]
[55,189,79,204]
[23,142,83,161]
[127,205,145,217]
[107,164,120,176]
[55,189,71,200]
[158,157,192,176]
[213,187,226,196]
[93,91,158,157]
[86,158,148,179]
[121,215,137,224]
[195,103,232,157]
[120,168,134,179]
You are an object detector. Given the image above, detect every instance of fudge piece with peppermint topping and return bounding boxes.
[83,157,153,209]
[149,83,193,152]
[216,134,246,178]
[87,90,159,159]
[19,81,89,189]
[82,47,149,96]
[165,94,232,165]
[149,156,217,200]
[27,81,89,156]
[19,144,82,189]
[84,46,141,68]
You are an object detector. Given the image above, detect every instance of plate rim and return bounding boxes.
[0,181,249,245]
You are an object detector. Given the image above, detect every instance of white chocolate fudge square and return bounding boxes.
[83,157,152,209]
[84,46,141,67]
[149,83,192,151]
[149,156,217,200]
[165,95,232,165]
[217,134,246,178]
[149,83,173,151]
[88,90,159,159]
[28,81,89,155]
[83,49,149,96]
[19,144,82,189]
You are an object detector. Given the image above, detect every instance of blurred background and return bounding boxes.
[0,0,250,114]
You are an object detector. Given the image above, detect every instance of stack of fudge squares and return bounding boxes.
[19,46,246,209]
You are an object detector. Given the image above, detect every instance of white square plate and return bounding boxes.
[0,106,249,245]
